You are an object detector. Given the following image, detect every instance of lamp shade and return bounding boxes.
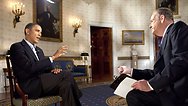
[81,52,89,56]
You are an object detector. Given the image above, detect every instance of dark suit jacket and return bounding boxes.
[10,40,53,98]
[132,21,188,105]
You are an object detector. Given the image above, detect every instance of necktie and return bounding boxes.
[35,47,40,60]
[156,37,162,59]
[158,33,168,59]
[32,46,40,60]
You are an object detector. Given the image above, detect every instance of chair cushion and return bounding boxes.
[53,60,88,81]
[54,60,74,71]
[12,96,62,106]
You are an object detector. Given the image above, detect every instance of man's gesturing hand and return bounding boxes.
[52,45,68,60]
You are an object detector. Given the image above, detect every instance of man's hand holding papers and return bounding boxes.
[114,66,152,98]
[114,77,137,98]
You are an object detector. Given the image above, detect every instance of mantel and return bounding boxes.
[118,56,150,60]
[54,56,82,60]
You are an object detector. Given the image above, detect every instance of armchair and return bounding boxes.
[5,55,63,106]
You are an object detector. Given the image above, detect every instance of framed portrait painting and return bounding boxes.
[33,0,62,42]
[122,30,144,45]
[156,0,178,15]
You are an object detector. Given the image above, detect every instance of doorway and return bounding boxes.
[90,26,113,82]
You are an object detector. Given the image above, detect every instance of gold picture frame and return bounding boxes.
[156,0,178,15]
[33,0,62,42]
[122,30,144,45]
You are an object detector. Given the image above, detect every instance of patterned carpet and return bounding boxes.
[106,95,127,106]
[79,82,114,106]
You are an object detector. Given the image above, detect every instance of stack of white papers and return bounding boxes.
[114,77,137,98]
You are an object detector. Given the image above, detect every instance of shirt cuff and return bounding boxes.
[49,57,53,63]
[147,81,154,90]
[127,68,133,77]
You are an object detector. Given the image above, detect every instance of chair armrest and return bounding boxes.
[15,83,28,105]
[15,83,27,98]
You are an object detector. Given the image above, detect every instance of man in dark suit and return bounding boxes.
[10,23,82,106]
[118,8,188,106]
